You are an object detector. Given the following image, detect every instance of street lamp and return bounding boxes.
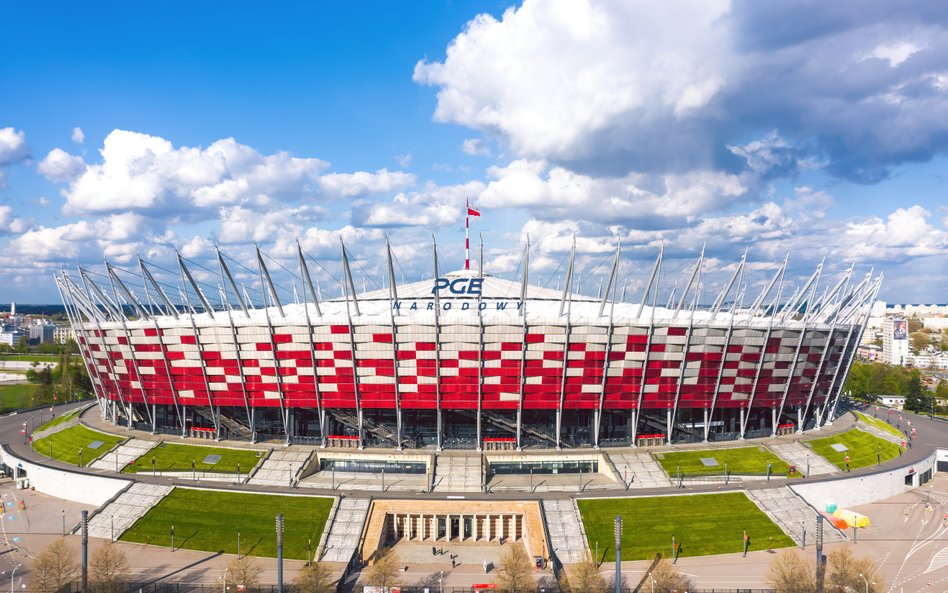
[614,515,623,593]
[276,513,284,593]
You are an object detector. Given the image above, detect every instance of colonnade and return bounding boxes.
[386,512,523,544]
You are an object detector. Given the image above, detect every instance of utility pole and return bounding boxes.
[815,512,825,593]
[81,511,88,593]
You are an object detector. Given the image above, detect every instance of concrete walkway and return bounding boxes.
[89,438,159,472]
[320,497,369,563]
[86,482,174,540]
[542,498,589,564]
[246,448,313,487]
[433,454,482,493]
[768,441,838,476]
[607,451,674,489]
[744,486,846,546]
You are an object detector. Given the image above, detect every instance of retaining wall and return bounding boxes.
[0,444,131,506]
[790,450,939,509]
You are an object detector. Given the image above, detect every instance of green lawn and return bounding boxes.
[654,446,795,477]
[578,493,794,561]
[0,354,60,362]
[855,411,904,438]
[122,442,265,474]
[31,424,124,466]
[0,383,41,412]
[121,488,334,559]
[36,406,84,432]
[805,428,903,470]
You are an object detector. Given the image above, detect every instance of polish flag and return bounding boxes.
[467,204,481,217]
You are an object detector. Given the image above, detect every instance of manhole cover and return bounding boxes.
[830,443,849,452]
[700,458,719,467]
[202,454,222,464]
[87,440,104,449]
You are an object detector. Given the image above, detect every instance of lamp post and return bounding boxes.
[78,448,83,467]
[614,515,622,593]
[276,513,284,593]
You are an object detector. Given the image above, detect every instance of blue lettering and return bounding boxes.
[479,302,487,310]
[392,301,401,311]
[461,302,470,310]
[431,278,449,294]
[443,302,452,310]
[426,302,434,310]
[495,303,507,310]
[410,302,418,311]
[468,278,483,295]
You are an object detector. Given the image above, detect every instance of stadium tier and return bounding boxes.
[56,241,881,450]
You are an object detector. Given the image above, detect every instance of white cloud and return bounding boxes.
[63,129,329,213]
[71,127,85,144]
[0,127,28,165]
[37,148,86,182]
[864,41,922,67]
[415,0,733,165]
[218,205,323,244]
[461,138,490,156]
[0,206,27,234]
[180,235,214,259]
[353,180,486,227]
[394,153,412,168]
[318,168,415,198]
[6,213,149,263]
[477,160,747,224]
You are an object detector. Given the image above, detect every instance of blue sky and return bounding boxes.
[1,0,946,305]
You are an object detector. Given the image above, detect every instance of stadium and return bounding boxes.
[55,236,881,451]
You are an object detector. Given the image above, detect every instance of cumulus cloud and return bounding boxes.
[71,127,85,144]
[461,138,491,157]
[218,205,323,244]
[0,206,27,235]
[477,160,747,226]
[37,148,86,182]
[417,0,948,182]
[6,212,151,263]
[318,168,415,198]
[352,180,486,227]
[61,129,329,213]
[0,127,29,165]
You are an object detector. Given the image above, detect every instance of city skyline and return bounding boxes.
[1,0,947,304]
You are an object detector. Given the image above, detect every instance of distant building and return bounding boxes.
[53,325,75,345]
[883,317,910,366]
[922,317,948,331]
[28,323,55,345]
[0,329,26,347]
[857,344,880,361]
[878,395,906,409]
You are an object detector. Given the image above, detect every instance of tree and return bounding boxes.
[649,559,695,593]
[827,547,884,593]
[766,549,816,593]
[32,538,78,593]
[90,543,129,593]
[226,555,263,590]
[363,547,401,590]
[562,558,607,593]
[294,561,336,593]
[15,336,29,353]
[497,545,535,593]
[910,332,930,353]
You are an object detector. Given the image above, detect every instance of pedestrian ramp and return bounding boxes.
[89,438,159,472]
[542,499,589,564]
[319,497,369,563]
[768,442,837,477]
[745,486,846,546]
[247,449,312,487]
[606,451,674,489]
[86,483,173,540]
[433,455,481,492]
[855,422,904,445]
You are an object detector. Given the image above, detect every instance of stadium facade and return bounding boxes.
[55,239,881,450]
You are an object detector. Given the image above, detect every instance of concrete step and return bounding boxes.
[247,449,313,487]
[433,455,482,492]
[87,483,173,541]
[606,451,674,489]
[89,438,159,472]
[320,497,369,563]
[745,486,846,546]
[542,499,589,565]
[768,442,838,477]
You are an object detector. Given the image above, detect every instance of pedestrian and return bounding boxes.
[451,558,456,568]
[432,546,436,556]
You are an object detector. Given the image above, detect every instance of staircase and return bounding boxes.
[542,499,589,564]
[328,410,413,448]
[320,497,370,563]
[606,451,674,489]
[745,486,847,545]
[89,438,159,472]
[193,406,253,440]
[455,410,561,448]
[432,455,482,492]
[247,449,313,487]
[87,483,174,540]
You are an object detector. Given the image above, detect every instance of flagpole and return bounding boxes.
[465,198,470,270]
